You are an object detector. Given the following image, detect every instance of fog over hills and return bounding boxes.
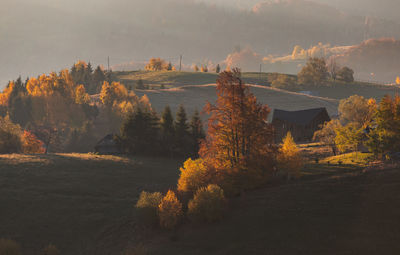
[1,0,399,87]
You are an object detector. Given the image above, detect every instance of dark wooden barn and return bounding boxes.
[94,134,121,155]
[271,108,331,142]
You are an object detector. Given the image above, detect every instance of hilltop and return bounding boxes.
[109,71,398,116]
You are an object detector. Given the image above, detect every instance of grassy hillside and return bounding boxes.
[1,153,399,254]
[113,71,272,88]
[0,154,182,255]
[133,84,339,117]
[113,71,398,102]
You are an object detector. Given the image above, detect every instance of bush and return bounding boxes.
[158,190,183,229]
[277,132,303,179]
[188,184,226,223]
[0,238,21,255]
[42,244,60,255]
[177,158,211,193]
[136,191,163,225]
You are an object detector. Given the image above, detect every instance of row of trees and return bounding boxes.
[70,61,108,94]
[0,61,153,154]
[270,58,355,90]
[314,93,400,158]
[118,105,204,158]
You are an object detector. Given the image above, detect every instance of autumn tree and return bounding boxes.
[200,69,276,190]
[298,57,329,86]
[313,119,341,155]
[0,239,21,255]
[145,58,168,71]
[328,57,340,81]
[193,65,199,72]
[366,95,400,155]
[201,65,208,73]
[158,190,183,229]
[335,123,363,153]
[338,95,376,128]
[277,132,303,179]
[22,130,45,154]
[337,66,354,83]
[271,74,297,90]
[177,158,211,193]
[0,115,22,154]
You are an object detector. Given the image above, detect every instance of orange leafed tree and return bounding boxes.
[22,131,45,154]
[199,68,276,187]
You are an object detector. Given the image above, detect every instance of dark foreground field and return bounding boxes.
[1,154,400,255]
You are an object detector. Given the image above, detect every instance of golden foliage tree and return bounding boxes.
[136,191,163,225]
[145,58,168,71]
[335,123,363,153]
[313,119,341,155]
[199,69,275,189]
[158,190,183,229]
[22,130,45,154]
[277,132,303,179]
[177,158,212,193]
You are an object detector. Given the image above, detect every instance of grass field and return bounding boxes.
[1,153,400,254]
[112,71,397,102]
[0,154,182,255]
[133,84,339,118]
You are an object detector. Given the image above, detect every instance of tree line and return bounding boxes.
[117,105,205,158]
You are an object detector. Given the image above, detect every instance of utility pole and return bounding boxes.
[179,55,182,71]
[107,56,110,72]
[259,63,262,81]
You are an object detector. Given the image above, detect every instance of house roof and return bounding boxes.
[272,108,329,126]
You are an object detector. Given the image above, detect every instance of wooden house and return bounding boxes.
[94,134,121,155]
[271,108,330,142]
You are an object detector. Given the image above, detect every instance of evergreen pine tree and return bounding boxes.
[190,109,205,157]
[216,64,221,73]
[174,105,190,156]
[161,106,175,156]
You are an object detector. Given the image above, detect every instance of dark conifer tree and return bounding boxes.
[190,109,205,156]
[160,106,175,156]
[174,105,190,156]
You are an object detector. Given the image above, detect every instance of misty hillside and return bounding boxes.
[1,0,400,87]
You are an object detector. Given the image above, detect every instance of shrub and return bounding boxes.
[188,184,226,223]
[136,191,163,225]
[177,158,211,193]
[22,131,45,154]
[158,190,183,229]
[0,238,21,255]
[277,132,303,179]
[42,244,60,255]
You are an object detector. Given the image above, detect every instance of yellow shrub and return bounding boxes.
[188,184,226,223]
[277,132,303,179]
[0,239,21,255]
[158,190,183,229]
[177,158,211,193]
[136,191,163,225]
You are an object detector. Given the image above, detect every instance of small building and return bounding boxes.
[94,134,121,155]
[271,108,331,142]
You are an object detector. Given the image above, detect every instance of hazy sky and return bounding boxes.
[1,0,399,87]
